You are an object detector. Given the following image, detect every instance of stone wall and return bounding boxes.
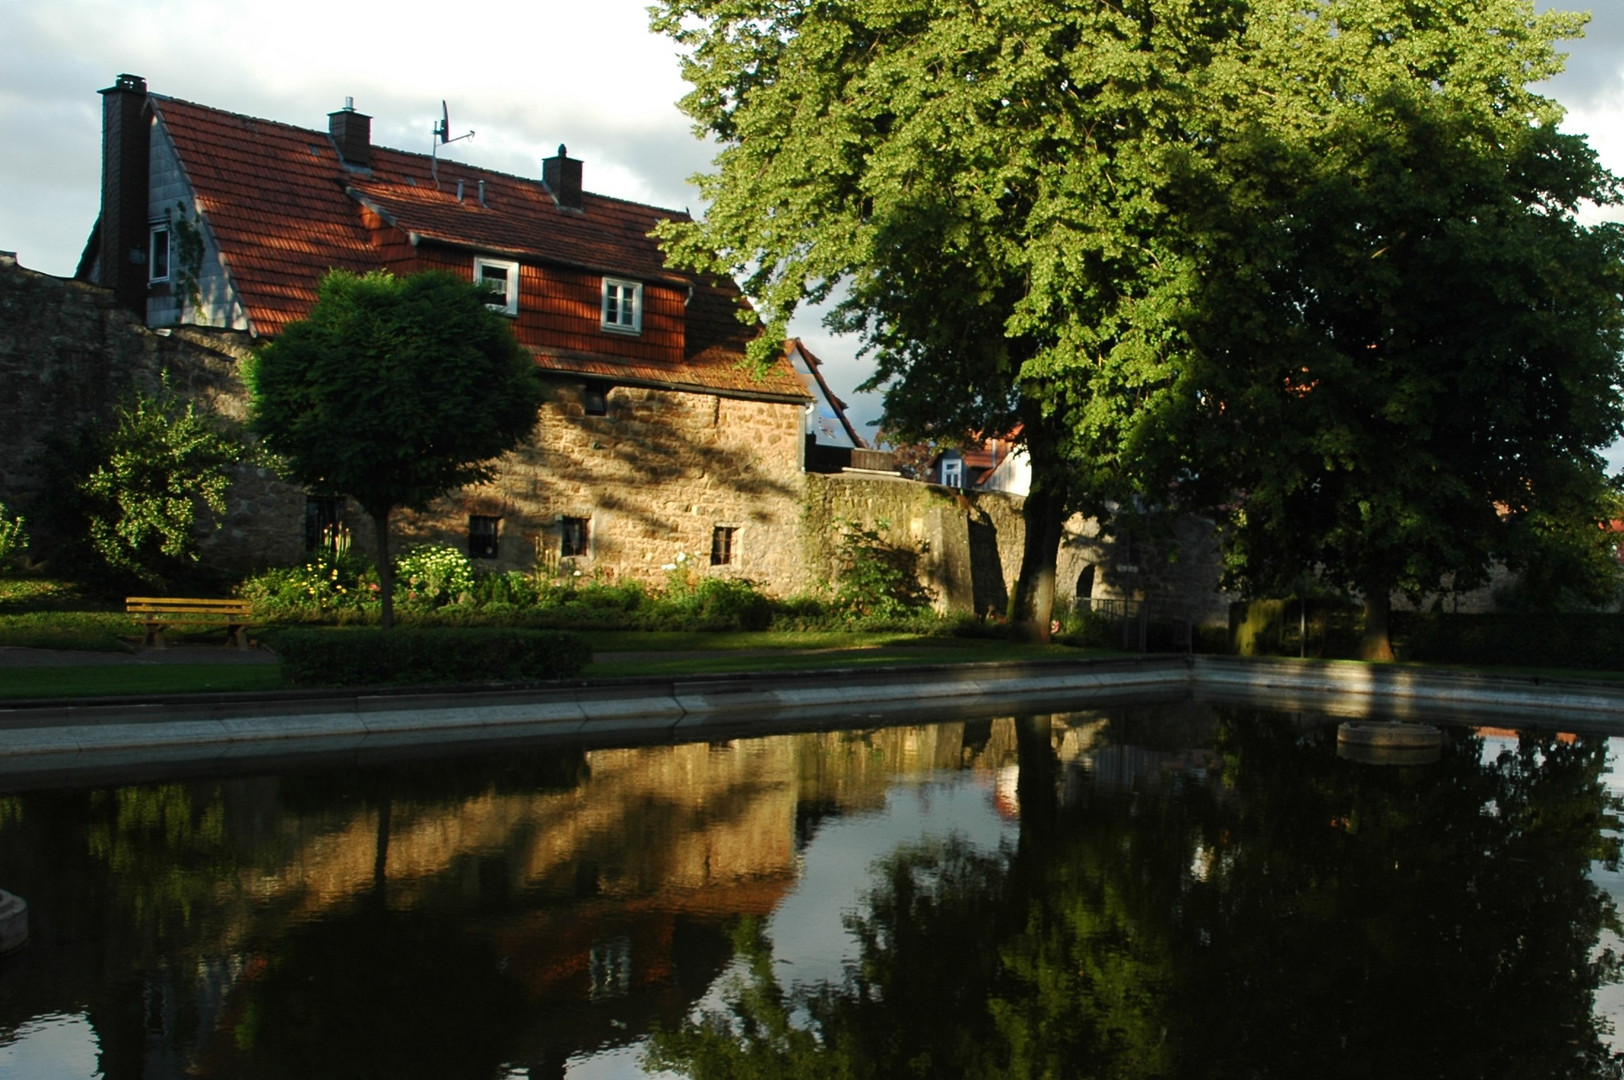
[0,254,308,574]
[386,381,810,589]
[1055,510,1235,626]
[802,473,1232,624]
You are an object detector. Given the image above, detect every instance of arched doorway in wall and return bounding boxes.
[1075,564,1096,609]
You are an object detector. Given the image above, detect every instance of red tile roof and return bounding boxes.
[787,338,867,446]
[151,95,806,402]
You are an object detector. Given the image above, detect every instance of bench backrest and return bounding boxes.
[126,597,253,616]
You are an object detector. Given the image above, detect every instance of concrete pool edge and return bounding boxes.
[1,655,1621,782]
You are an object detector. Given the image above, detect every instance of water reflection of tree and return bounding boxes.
[649,713,1624,1079]
[1180,715,1624,1079]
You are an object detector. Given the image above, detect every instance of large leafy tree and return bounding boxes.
[653,0,1621,649]
[1174,2,1624,659]
[650,0,1233,638]
[247,270,545,628]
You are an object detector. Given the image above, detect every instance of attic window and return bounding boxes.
[148,224,171,284]
[601,278,642,335]
[475,257,519,316]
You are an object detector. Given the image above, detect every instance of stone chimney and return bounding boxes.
[97,73,152,316]
[543,145,583,211]
[328,98,372,168]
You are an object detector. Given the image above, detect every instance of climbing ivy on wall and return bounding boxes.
[169,201,206,316]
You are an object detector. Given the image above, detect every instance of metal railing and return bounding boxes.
[1073,596,1193,653]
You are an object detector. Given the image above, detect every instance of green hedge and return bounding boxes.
[1393,612,1624,672]
[271,627,592,687]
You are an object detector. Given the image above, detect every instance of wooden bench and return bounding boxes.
[126,597,254,650]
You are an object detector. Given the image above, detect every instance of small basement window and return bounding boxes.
[468,515,500,560]
[583,381,609,417]
[601,277,642,334]
[561,516,590,558]
[148,224,171,284]
[475,257,520,316]
[710,526,737,567]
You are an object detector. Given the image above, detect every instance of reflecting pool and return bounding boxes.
[1,702,1621,1078]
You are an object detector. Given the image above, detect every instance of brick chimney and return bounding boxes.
[97,73,151,316]
[543,145,583,211]
[328,98,372,168]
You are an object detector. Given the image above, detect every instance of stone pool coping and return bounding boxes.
[1,655,1621,785]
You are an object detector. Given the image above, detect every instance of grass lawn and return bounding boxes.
[0,628,1101,699]
[0,664,287,700]
[582,633,1097,677]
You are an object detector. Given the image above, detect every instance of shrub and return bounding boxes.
[272,627,592,686]
[831,520,934,620]
[472,569,543,608]
[239,541,378,621]
[0,504,27,573]
[49,379,243,586]
[656,554,773,630]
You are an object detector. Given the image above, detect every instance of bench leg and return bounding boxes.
[226,623,248,650]
[143,622,167,649]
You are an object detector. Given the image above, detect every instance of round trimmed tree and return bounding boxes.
[247,270,545,628]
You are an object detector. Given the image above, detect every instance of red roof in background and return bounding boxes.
[151,95,805,401]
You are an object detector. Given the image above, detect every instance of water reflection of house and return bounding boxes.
[0,723,1042,1077]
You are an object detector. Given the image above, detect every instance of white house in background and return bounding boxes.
[977,441,1031,496]
[926,436,1029,495]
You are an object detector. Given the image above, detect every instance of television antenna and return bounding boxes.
[431,101,474,190]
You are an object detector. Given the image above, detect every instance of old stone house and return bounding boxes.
[74,75,820,587]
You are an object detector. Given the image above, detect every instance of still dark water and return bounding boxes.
[2,702,1622,1079]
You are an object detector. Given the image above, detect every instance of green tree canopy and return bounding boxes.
[652,0,1237,635]
[652,0,1620,646]
[247,270,545,627]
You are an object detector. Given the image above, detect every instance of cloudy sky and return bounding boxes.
[1,0,1621,445]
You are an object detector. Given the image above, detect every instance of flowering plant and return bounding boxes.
[394,544,476,609]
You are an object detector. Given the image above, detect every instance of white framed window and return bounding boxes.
[474,257,520,316]
[148,224,171,284]
[601,277,642,334]
[941,458,964,489]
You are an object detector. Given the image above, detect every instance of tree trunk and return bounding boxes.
[372,508,395,630]
[1010,486,1066,643]
[1014,714,1057,842]
[1360,582,1394,661]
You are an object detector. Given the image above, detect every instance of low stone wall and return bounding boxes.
[803,473,1230,622]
